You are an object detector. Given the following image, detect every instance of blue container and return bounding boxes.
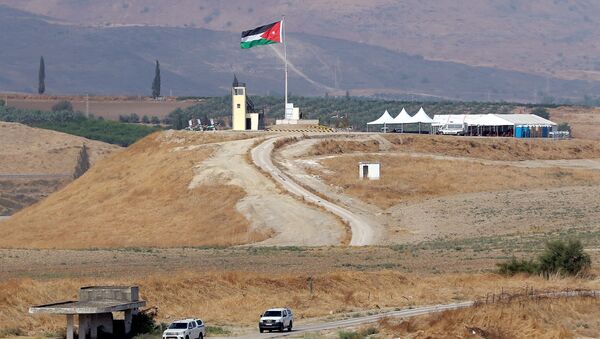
[542,126,549,138]
[524,126,531,138]
[515,126,522,138]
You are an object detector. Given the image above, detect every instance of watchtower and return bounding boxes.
[231,75,264,131]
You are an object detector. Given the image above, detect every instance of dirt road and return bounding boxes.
[190,137,343,246]
[251,137,380,246]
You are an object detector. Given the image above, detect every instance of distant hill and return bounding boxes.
[1,5,600,102]
[2,0,600,83]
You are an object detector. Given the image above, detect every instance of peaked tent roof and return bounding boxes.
[392,108,412,124]
[409,107,434,124]
[367,110,395,125]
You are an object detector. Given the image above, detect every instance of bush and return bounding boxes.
[129,113,140,123]
[0,99,5,107]
[151,116,161,124]
[538,239,591,277]
[52,100,74,112]
[142,115,150,124]
[497,257,538,275]
[558,122,571,133]
[531,107,550,120]
[119,114,130,123]
[498,239,591,277]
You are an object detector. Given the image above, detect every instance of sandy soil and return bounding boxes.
[189,137,343,246]
[550,106,600,140]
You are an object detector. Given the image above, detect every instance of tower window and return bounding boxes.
[234,88,245,95]
[237,104,241,108]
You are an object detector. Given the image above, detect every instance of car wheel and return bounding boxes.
[259,328,264,333]
[280,324,284,332]
[199,334,203,339]
[185,336,189,339]
[288,321,293,332]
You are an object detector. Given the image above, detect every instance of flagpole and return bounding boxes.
[282,15,288,119]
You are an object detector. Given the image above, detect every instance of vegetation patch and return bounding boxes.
[0,106,160,146]
[498,239,591,277]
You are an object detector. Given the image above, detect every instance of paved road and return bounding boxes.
[251,137,379,246]
[226,301,474,339]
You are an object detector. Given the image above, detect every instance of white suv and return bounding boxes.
[162,319,206,339]
[259,308,293,333]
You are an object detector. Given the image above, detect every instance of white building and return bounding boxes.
[358,162,380,180]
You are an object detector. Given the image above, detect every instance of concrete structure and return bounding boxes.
[29,286,145,339]
[358,162,380,180]
[275,101,320,126]
[231,75,264,131]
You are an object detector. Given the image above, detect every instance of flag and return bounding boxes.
[241,21,282,49]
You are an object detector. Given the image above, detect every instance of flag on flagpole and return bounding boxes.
[241,21,283,49]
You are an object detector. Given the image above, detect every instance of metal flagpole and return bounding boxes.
[282,15,288,118]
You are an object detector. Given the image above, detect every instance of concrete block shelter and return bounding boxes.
[359,162,380,180]
[29,286,145,339]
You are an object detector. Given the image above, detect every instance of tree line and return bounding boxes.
[36,56,162,98]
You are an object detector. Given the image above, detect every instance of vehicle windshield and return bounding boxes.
[263,311,282,317]
[168,323,188,329]
[446,124,463,129]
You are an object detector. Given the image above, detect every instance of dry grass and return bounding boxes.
[379,295,600,338]
[383,134,600,160]
[2,271,598,335]
[0,131,267,248]
[319,154,600,209]
[0,122,119,174]
[550,106,600,140]
[306,139,380,156]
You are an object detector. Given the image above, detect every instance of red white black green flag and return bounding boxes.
[241,21,282,49]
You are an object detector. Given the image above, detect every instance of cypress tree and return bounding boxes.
[38,56,45,95]
[152,60,161,99]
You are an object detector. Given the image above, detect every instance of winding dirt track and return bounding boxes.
[251,137,380,246]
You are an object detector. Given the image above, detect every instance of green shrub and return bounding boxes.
[558,122,571,133]
[497,257,538,275]
[0,99,5,107]
[52,100,74,112]
[498,239,591,277]
[531,107,550,120]
[538,239,591,277]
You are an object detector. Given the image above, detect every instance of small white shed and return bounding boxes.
[358,162,380,180]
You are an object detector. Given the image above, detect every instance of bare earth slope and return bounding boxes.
[0,122,119,215]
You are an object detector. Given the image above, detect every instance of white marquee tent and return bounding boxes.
[366,110,395,132]
[408,107,433,133]
[391,108,412,132]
